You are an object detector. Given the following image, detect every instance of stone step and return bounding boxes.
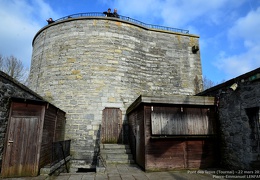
[100,144,134,164]
[101,144,130,150]
[100,149,132,154]
[105,153,133,160]
[106,159,135,164]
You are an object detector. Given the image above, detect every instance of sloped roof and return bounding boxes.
[126,95,215,114]
[0,70,43,100]
[0,71,65,113]
[197,67,260,96]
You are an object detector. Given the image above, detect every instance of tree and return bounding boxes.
[0,54,3,68]
[203,76,216,90]
[0,54,28,85]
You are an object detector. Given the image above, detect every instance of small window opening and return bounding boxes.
[246,107,260,153]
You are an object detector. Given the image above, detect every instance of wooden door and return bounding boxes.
[101,108,122,144]
[1,102,44,177]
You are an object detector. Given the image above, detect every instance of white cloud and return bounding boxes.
[111,0,245,27]
[108,0,164,24]
[214,7,260,79]
[160,0,225,26]
[1,0,259,83]
[0,0,59,67]
[228,7,260,48]
[215,46,260,79]
[108,0,256,83]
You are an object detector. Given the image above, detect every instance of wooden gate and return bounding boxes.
[1,102,44,177]
[101,108,122,144]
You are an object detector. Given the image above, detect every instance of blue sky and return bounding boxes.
[0,0,260,84]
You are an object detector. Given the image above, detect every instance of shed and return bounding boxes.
[127,95,219,171]
[1,97,68,177]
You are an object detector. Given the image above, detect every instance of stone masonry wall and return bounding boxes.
[0,72,41,167]
[28,17,202,168]
[218,80,260,170]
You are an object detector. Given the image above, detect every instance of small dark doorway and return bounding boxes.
[101,108,122,144]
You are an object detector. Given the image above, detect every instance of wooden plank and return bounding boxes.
[55,110,66,141]
[146,139,186,169]
[2,102,44,177]
[131,105,218,171]
[141,95,216,106]
[101,108,122,143]
[2,117,40,177]
[127,95,216,114]
[145,139,217,170]
[186,140,217,168]
[151,106,215,135]
[40,111,55,167]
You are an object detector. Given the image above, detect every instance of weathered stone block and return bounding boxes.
[29,17,202,169]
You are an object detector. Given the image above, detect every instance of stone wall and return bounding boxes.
[218,80,260,169]
[0,71,42,167]
[198,69,260,170]
[28,17,203,169]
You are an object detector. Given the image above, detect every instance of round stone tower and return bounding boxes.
[29,15,202,170]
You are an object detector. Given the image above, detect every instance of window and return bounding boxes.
[246,107,260,153]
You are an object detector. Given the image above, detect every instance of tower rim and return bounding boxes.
[32,13,199,46]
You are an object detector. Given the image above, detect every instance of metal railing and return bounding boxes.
[55,12,189,34]
[52,140,71,166]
